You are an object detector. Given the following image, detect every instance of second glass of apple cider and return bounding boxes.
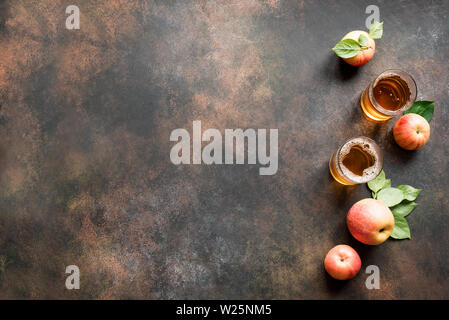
[360,69,417,122]
[329,137,383,185]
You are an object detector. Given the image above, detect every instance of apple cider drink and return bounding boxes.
[360,70,417,122]
[329,137,383,185]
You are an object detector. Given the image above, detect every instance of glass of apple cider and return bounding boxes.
[329,136,383,185]
[360,69,417,122]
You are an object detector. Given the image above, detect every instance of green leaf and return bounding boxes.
[358,34,370,47]
[377,187,404,207]
[391,213,411,239]
[369,21,383,39]
[367,170,386,193]
[391,202,417,217]
[332,39,361,58]
[396,185,422,201]
[372,191,377,199]
[404,100,434,122]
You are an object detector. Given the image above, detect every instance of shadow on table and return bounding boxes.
[322,53,360,82]
[327,179,358,210]
[383,126,419,163]
[336,58,360,82]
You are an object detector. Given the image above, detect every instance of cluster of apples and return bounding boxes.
[333,22,432,151]
[326,23,433,280]
[325,117,431,281]
[324,199,394,280]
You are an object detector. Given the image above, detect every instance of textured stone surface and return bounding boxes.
[0,0,448,299]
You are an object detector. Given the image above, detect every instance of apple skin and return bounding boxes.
[324,245,362,280]
[347,198,394,245]
[341,30,375,66]
[393,113,431,150]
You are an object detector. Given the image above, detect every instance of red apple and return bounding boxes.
[347,198,394,245]
[341,31,375,66]
[324,245,362,280]
[393,113,430,150]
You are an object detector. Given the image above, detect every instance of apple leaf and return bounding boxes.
[369,21,383,39]
[391,213,411,239]
[404,100,434,122]
[367,170,386,193]
[332,39,361,58]
[377,187,404,207]
[391,202,417,217]
[358,34,370,47]
[369,170,422,241]
[396,185,422,201]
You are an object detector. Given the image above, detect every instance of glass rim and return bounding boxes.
[336,136,383,184]
[368,69,417,116]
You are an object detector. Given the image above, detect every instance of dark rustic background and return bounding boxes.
[0,0,448,299]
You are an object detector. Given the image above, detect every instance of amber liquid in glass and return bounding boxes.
[373,76,411,111]
[341,145,375,177]
[329,137,382,185]
[361,74,412,122]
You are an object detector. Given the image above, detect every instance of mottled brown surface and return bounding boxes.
[0,0,448,299]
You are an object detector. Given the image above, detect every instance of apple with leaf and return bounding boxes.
[332,21,383,66]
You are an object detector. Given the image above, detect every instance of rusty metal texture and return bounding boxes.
[0,0,448,299]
